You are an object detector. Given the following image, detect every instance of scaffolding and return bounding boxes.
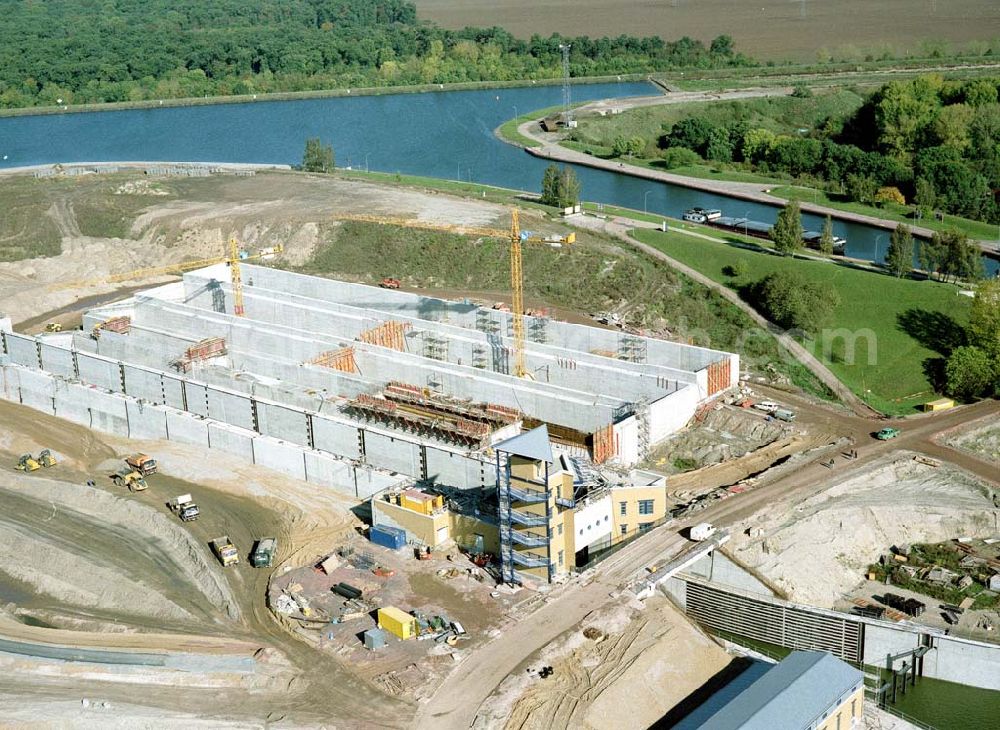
[308,347,358,374]
[345,393,493,448]
[476,310,500,335]
[472,344,488,369]
[357,321,410,351]
[422,332,449,362]
[91,315,132,339]
[528,313,550,344]
[173,336,227,373]
[618,334,647,363]
[382,381,520,427]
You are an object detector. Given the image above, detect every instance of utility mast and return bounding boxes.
[559,43,572,126]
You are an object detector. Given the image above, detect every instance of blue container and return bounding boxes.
[370,524,406,550]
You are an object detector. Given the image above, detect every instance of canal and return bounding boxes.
[0,82,995,272]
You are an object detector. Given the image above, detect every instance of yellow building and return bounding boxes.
[377,606,417,640]
[372,486,499,553]
[610,483,669,542]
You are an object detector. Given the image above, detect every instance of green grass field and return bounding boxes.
[633,227,972,414]
[769,185,1000,242]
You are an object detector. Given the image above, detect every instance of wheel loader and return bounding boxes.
[15,454,40,471]
[38,449,57,467]
[111,469,148,492]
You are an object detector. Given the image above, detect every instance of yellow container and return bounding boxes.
[377,606,417,640]
[922,398,955,412]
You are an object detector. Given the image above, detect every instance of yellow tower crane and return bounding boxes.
[331,212,574,378]
[53,241,283,318]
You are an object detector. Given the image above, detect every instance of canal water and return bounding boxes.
[0,82,995,272]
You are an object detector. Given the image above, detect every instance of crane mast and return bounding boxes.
[228,237,245,317]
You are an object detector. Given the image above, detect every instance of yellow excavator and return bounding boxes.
[37,449,57,467]
[16,454,40,471]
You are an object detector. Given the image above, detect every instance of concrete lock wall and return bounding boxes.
[39,342,76,378]
[77,352,123,393]
[0,361,403,499]
[257,402,309,447]
[312,415,361,461]
[5,332,39,369]
[123,365,167,403]
[363,431,423,477]
[649,385,700,443]
[668,572,1000,692]
[206,387,255,432]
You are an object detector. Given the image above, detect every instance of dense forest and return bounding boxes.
[0,0,748,108]
[655,76,1000,224]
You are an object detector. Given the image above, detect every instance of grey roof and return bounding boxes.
[494,425,553,463]
[699,651,863,730]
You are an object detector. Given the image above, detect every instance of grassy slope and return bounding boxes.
[303,221,831,398]
[633,228,971,414]
[572,89,866,147]
[769,185,1000,241]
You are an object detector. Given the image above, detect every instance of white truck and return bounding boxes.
[168,493,200,522]
[690,522,718,541]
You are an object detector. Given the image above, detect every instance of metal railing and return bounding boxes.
[507,509,548,527]
[510,551,550,569]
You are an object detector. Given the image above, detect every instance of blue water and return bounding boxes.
[0,82,995,273]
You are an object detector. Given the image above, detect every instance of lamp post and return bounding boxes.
[644,190,653,214]
[743,210,750,240]
[875,234,886,264]
[364,153,370,173]
[513,105,518,121]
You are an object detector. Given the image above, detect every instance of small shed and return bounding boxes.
[923,398,955,412]
[363,628,387,651]
[378,606,417,640]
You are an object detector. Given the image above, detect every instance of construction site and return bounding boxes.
[0,167,998,729]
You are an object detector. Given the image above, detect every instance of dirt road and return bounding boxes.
[0,399,410,727]
[415,397,998,729]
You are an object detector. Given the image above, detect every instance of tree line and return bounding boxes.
[649,75,1000,225]
[0,0,749,108]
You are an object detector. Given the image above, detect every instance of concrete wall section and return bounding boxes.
[161,375,187,410]
[312,415,361,460]
[16,367,55,412]
[39,343,76,378]
[86,387,129,436]
[126,400,169,440]
[123,365,167,404]
[207,422,255,461]
[206,387,255,432]
[165,411,210,448]
[251,437,306,480]
[5,333,39,369]
[424,447,491,489]
[363,430,423,477]
[257,402,309,447]
[184,382,210,417]
[649,385,700,444]
[77,352,123,393]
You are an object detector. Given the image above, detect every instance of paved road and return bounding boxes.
[514,115,1000,256]
[569,213,881,418]
[413,397,997,730]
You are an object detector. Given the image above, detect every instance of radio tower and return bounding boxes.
[560,43,572,126]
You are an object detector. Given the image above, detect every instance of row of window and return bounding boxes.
[620,499,655,515]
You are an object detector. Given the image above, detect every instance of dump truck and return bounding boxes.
[16,454,40,472]
[690,523,717,541]
[876,427,901,440]
[211,536,240,567]
[111,469,148,492]
[250,537,277,568]
[37,449,57,468]
[125,453,157,475]
[774,408,796,422]
[168,493,200,521]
